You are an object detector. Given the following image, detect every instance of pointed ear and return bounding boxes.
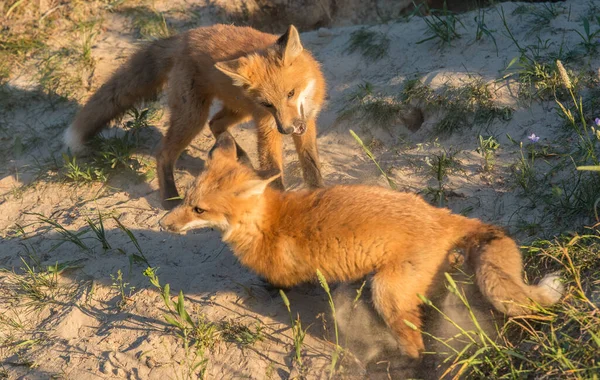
[208,132,237,161]
[214,58,250,87]
[235,172,281,198]
[277,25,303,65]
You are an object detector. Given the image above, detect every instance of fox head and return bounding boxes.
[214,25,324,136]
[159,132,280,234]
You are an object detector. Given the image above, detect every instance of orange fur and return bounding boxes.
[65,24,326,209]
[160,133,563,359]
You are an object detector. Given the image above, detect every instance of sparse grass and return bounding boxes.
[316,269,343,379]
[28,212,93,255]
[144,267,209,379]
[529,3,561,32]
[219,319,264,346]
[37,51,85,101]
[474,7,497,54]
[339,82,404,131]
[402,78,512,136]
[61,106,158,185]
[344,28,390,60]
[350,130,398,190]
[0,257,59,309]
[76,20,100,68]
[280,290,309,368]
[426,230,600,379]
[511,141,538,195]
[121,6,172,40]
[415,0,463,46]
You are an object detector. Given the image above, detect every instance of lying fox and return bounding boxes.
[64,24,325,209]
[160,132,563,359]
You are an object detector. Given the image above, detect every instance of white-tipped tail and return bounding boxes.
[63,124,86,154]
[537,273,565,304]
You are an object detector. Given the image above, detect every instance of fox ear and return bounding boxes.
[208,132,237,161]
[235,172,281,198]
[277,25,303,65]
[215,58,250,87]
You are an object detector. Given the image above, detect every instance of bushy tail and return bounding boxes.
[455,221,564,316]
[64,35,181,152]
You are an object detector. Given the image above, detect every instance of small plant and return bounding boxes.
[123,106,160,143]
[476,135,500,172]
[280,290,309,367]
[219,320,263,346]
[113,216,150,268]
[316,269,343,379]
[575,16,600,54]
[415,0,463,46]
[424,148,460,207]
[512,141,537,194]
[77,20,99,68]
[61,123,150,185]
[86,212,111,250]
[62,153,107,184]
[110,269,135,309]
[474,7,497,54]
[144,267,209,379]
[344,28,390,60]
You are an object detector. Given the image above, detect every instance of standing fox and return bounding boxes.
[64,24,325,209]
[160,132,564,359]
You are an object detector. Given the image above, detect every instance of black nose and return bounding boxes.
[275,119,294,135]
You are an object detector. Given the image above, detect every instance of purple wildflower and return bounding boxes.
[594,117,600,127]
[528,133,540,143]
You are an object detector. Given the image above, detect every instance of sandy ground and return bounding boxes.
[0,1,597,379]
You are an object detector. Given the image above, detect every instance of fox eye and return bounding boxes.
[287,89,295,99]
[260,101,274,108]
[193,207,205,215]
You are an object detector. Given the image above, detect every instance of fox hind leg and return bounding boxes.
[157,85,212,209]
[371,263,430,360]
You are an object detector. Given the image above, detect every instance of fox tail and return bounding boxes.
[454,220,563,316]
[64,35,180,152]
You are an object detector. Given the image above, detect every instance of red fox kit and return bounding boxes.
[160,132,563,359]
[64,24,325,209]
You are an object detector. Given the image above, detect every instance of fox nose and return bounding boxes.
[159,216,177,232]
[275,119,294,135]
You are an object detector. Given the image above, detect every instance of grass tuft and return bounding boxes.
[344,28,390,60]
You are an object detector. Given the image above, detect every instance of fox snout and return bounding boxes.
[159,216,178,233]
[159,210,185,233]
[275,118,307,135]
